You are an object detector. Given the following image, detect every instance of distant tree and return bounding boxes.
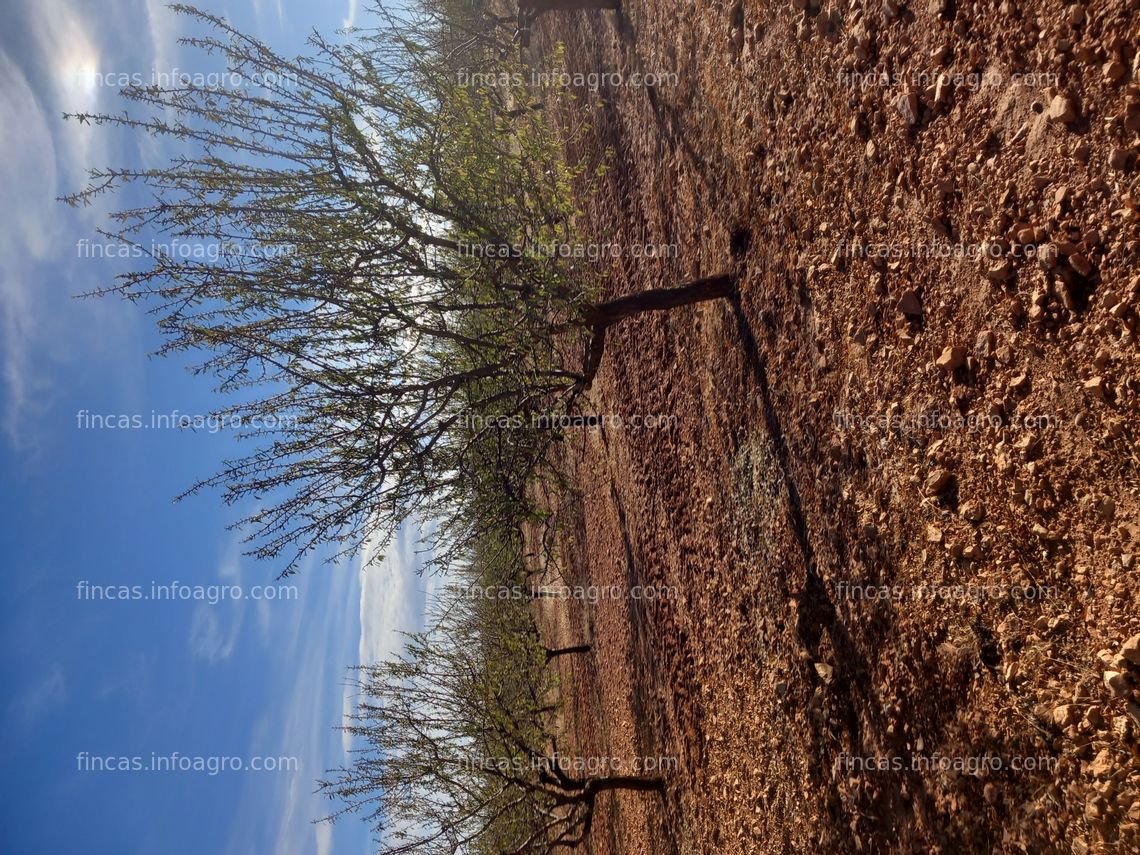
[64,2,734,573]
[321,589,663,853]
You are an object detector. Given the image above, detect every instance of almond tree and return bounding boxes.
[321,588,663,853]
[64,2,734,573]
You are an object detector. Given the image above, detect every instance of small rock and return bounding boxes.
[924,468,952,496]
[1127,698,1140,727]
[926,525,944,544]
[983,782,999,804]
[975,330,996,357]
[1097,496,1116,521]
[1008,372,1030,393]
[960,501,985,522]
[1084,376,1107,401]
[1103,60,1126,83]
[934,73,952,105]
[814,662,834,683]
[1088,748,1114,778]
[1124,99,1140,132]
[897,290,922,316]
[936,345,967,370]
[1088,792,1110,821]
[1053,704,1080,727]
[1047,94,1078,124]
[896,92,919,126]
[986,259,1013,283]
[1007,297,1025,322]
[1104,670,1130,697]
[1121,633,1140,665]
[1069,252,1094,276]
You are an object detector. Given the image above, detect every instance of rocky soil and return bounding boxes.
[523,0,1140,852]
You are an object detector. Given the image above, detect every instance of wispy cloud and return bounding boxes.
[0,52,61,448]
[28,0,109,179]
[0,0,147,452]
[11,663,67,724]
[223,548,366,855]
[188,539,246,663]
[143,0,178,90]
[342,0,358,29]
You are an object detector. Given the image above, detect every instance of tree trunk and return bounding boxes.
[585,273,736,326]
[504,101,545,117]
[522,0,620,12]
[579,273,736,386]
[545,644,592,661]
[582,774,665,795]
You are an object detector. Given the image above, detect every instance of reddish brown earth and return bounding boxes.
[525,1,1140,852]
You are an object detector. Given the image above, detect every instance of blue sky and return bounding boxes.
[0,2,431,853]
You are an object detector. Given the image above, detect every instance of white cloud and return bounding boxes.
[315,821,333,855]
[144,0,178,88]
[352,521,434,752]
[356,524,419,666]
[342,0,358,29]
